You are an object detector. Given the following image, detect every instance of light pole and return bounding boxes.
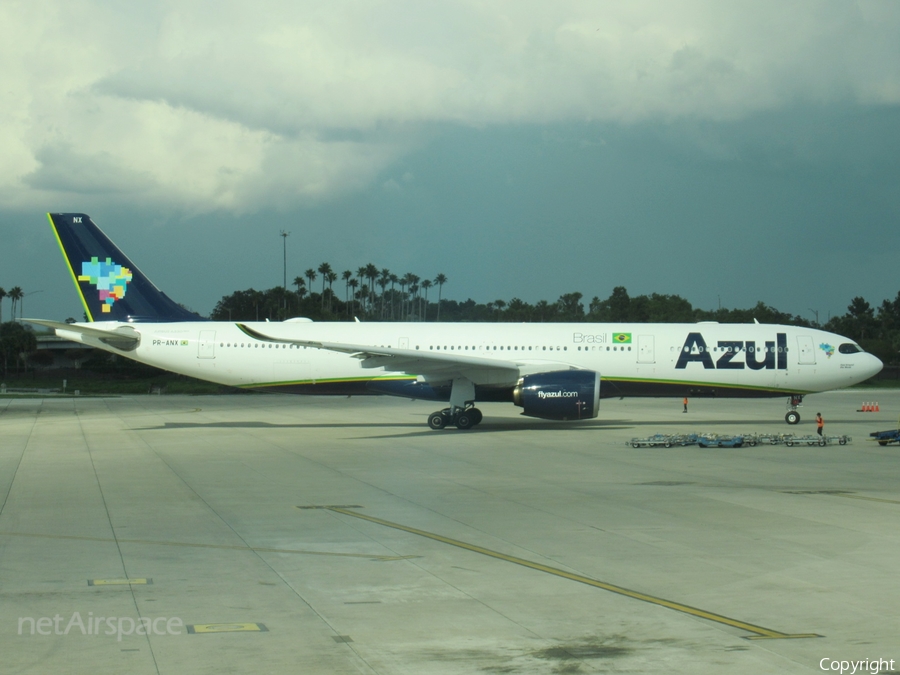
[808,308,819,327]
[21,290,44,318]
[280,230,290,311]
[280,231,290,289]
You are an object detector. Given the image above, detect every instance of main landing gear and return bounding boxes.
[785,395,803,425]
[427,376,483,430]
[428,406,484,430]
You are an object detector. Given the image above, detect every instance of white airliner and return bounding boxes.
[25,213,883,430]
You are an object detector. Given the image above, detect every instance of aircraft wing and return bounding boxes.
[22,319,141,350]
[236,323,521,381]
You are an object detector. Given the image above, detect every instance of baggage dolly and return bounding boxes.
[783,434,850,447]
[869,429,900,446]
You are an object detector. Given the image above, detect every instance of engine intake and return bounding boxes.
[512,370,600,420]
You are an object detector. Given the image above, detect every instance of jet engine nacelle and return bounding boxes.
[512,370,600,420]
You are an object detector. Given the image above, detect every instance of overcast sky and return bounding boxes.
[1,1,899,323]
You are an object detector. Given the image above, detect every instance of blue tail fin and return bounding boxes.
[49,213,203,322]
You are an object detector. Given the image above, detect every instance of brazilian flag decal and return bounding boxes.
[613,333,632,344]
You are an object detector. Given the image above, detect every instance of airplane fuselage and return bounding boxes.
[58,320,881,401]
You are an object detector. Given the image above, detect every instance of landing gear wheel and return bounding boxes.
[428,412,448,430]
[468,408,483,426]
[785,411,800,425]
[455,412,474,430]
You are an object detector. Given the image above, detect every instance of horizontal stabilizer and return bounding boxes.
[22,318,140,351]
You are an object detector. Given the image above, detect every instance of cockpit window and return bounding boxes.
[839,343,863,354]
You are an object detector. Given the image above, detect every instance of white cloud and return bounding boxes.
[1,0,898,213]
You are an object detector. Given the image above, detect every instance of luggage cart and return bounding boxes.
[782,434,849,446]
[629,434,676,448]
[698,434,744,448]
[784,435,824,446]
[754,433,795,445]
[668,433,700,447]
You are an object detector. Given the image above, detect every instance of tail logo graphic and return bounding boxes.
[78,257,133,313]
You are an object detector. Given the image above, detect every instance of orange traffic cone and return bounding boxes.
[875,402,880,412]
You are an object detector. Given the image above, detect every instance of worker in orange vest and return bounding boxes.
[816,412,824,438]
[683,396,688,413]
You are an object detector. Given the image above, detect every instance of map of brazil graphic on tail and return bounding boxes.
[78,257,133,313]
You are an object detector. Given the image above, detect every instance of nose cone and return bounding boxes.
[862,353,884,382]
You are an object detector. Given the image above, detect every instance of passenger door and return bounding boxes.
[198,330,216,359]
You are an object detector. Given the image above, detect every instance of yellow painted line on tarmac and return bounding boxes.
[327,507,820,640]
[89,578,151,586]
[187,623,268,634]
[0,531,416,561]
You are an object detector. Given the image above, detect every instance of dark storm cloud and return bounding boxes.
[1,1,898,321]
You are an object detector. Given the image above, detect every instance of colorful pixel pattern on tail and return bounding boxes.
[78,257,133,313]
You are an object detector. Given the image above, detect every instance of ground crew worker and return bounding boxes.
[816,412,824,438]
[683,396,688,413]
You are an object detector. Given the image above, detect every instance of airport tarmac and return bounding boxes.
[2,389,899,674]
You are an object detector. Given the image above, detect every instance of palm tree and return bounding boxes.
[342,270,353,315]
[348,278,359,317]
[379,269,391,319]
[409,280,419,321]
[389,274,399,320]
[304,269,317,301]
[365,264,379,316]
[293,276,306,296]
[494,299,506,321]
[407,274,420,320]
[399,274,413,321]
[358,284,369,318]
[292,277,305,313]
[434,273,447,321]
[0,287,6,324]
[421,279,432,321]
[356,266,367,314]
[317,262,332,309]
[326,271,337,312]
[8,286,23,319]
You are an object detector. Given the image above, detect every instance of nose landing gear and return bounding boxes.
[785,395,803,424]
